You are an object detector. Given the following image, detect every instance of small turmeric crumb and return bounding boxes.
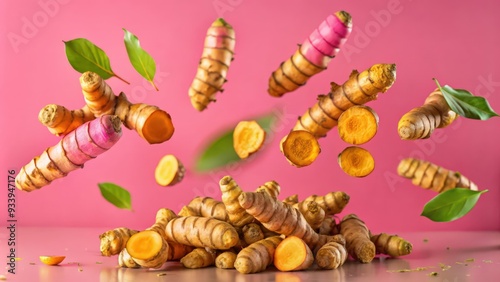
[157,273,167,277]
[483,260,493,263]
[387,266,431,273]
[429,272,438,276]
[439,263,451,271]
[465,258,475,262]
[14,258,21,261]
[95,262,102,264]
[423,239,429,243]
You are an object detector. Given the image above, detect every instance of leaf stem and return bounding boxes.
[433,78,442,90]
[150,80,159,91]
[114,73,130,84]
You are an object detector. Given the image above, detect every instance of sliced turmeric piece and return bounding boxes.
[39,255,66,266]
[233,120,266,159]
[338,146,375,177]
[126,230,169,268]
[338,105,379,145]
[273,236,314,271]
[155,155,185,187]
[281,130,321,167]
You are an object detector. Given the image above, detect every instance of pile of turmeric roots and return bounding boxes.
[99,176,412,274]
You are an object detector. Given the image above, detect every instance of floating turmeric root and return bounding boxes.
[398,89,457,140]
[189,18,235,111]
[281,130,321,167]
[338,105,379,145]
[155,154,185,186]
[233,120,266,159]
[293,63,396,139]
[397,158,478,193]
[338,146,375,177]
[268,11,352,97]
[39,72,174,144]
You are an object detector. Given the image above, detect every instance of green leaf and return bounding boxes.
[194,113,277,172]
[434,78,498,120]
[64,38,129,84]
[123,29,158,91]
[98,182,133,210]
[421,188,487,222]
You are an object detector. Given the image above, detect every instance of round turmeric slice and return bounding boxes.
[126,230,169,268]
[337,105,379,145]
[155,154,185,186]
[338,146,374,177]
[281,130,321,167]
[233,120,266,159]
[39,255,66,266]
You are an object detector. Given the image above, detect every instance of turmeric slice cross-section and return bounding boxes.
[338,146,374,177]
[233,120,266,159]
[155,155,185,186]
[338,105,379,145]
[281,130,321,167]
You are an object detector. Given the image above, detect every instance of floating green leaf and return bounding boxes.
[98,182,132,210]
[434,78,498,120]
[421,188,487,222]
[123,29,158,91]
[194,113,277,172]
[64,38,129,84]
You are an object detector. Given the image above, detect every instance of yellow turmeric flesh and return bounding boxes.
[273,236,314,272]
[397,158,478,193]
[155,154,185,186]
[338,105,379,145]
[398,89,457,140]
[281,130,321,167]
[126,230,169,268]
[338,146,375,177]
[293,63,396,139]
[233,120,266,159]
[39,71,174,144]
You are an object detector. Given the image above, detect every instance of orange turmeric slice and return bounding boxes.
[233,120,266,159]
[155,155,185,186]
[338,105,379,145]
[273,236,314,271]
[126,230,169,268]
[338,146,375,177]
[39,255,66,266]
[281,130,321,167]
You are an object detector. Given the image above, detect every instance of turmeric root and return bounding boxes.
[39,71,174,144]
[165,216,239,250]
[186,196,228,221]
[38,104,94,136]
[180,248,217,269]
[338,105,379,145]
[315,241,348,269]
[268,11,352,97]
[273,236,314,271]
[241,223,265,245]
[219,176,254,227]
[339,214,376,263]
[146,208,178,239]
[398,89,457,140]
[255,180,280,199]
[189,18,235,111]
[126,230,169,268]
[118,249,140,268]
[281,130,321,167]
[283,194,299,205]
[397,158,478,192]
[293,63,396,139]
[370,233,412,257]
[233,120,266,159]
[15,115,122,191]
[338,146,375,177]
[238,191,343,251]
[234,236,283,274]
[154,154,185,186]
[215,251,237,269]
[99,227,139,256]
[317,216,338,235]
[304,191,350,215]
[293,200,326,230]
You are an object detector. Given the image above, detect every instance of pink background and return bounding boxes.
[1,0,499,233]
